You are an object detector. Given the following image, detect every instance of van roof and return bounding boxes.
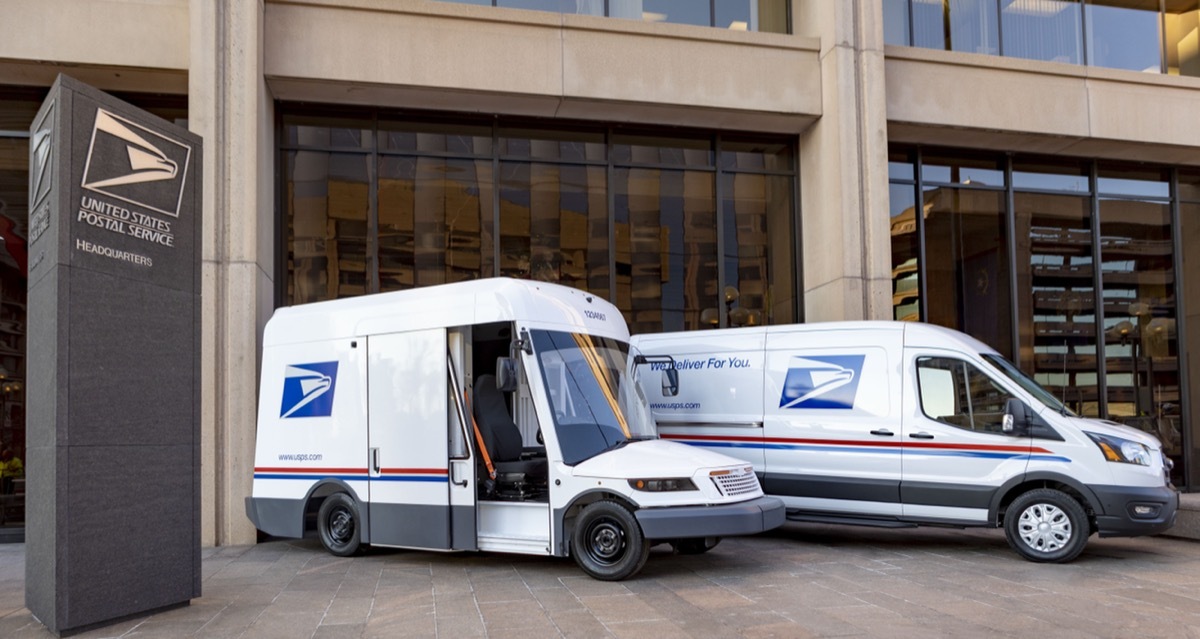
[631,321,1001,357]
[265,278,629,345]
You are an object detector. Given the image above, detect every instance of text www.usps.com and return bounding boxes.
[279,453,323,462]
[650,402,701,410]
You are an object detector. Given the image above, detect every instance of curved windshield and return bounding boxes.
[530,330,656,465]
[982,353,1076,417]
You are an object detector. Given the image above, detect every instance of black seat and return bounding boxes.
[473,374,545,479]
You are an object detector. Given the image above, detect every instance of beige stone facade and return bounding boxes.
[2,0,1198,545]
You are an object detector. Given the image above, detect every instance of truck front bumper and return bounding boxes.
[1091,483,1179,538]
[635,496,786,540]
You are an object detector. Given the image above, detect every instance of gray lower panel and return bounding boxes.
[635,496,786,540]
[370,503,451,549]
[764,473,900,504]
[451,505,477,551]
[246,497,305,539]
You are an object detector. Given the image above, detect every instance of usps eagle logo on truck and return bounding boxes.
[280,362,339,418]
[779,355,865,409]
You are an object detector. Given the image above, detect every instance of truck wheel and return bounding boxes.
[571,501,650,581]
[318,493,362,557]
[1004,488,1089,563]
[671,537,721,555]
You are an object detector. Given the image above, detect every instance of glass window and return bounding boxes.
[614,168,717,333]
[379,119,491,156]
[921,152,1005,187]
[1165,0,1200,76]
[499,126,605,163]
[884,0,912,45]
[1097,163,1170,198]
[497,162,609,296]
[890,182,921,321]
[285,151,371,303]
[0,137,27,534]
[923,186,1013,357]
[1181,202,1200,486]
[377,156,494,290]
[1099,197,1181,470]
[1012,156,1090,193]
[917,357,1017,433]
[889,148,915,181]
[283,114,372,150]
[1085,0,1164,73]
[639,0,712,27]
[1014,192,1099,416]
[498,0,567,11]
[1179,168,1200,202]
[1001,0,1084,65]
[913,0,1000,55]
[612,131,713,168]
[720,136,795,172]
[721,173,795,326]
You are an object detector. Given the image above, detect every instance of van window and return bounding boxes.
[916,357,1016,433]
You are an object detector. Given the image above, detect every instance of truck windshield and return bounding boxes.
[530,329,657,465]
[982,353,1077,417]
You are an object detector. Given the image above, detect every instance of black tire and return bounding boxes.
[318,493,363,557]
[671,537,721,555]
[1004,488,1089,563]
[571,500,650,581]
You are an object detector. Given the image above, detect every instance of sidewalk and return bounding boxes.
[1,523,1199,638]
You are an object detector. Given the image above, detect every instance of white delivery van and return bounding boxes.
[631,321,1179,563]
[246,278,784,580]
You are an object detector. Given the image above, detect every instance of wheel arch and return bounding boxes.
[989,472,1102,531]
[303,479,371,543]
[553,489,638,557]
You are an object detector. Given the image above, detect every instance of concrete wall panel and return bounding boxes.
[0,0,188,70]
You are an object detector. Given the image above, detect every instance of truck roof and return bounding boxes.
[265,278,629,346]
[631,320,1001,357]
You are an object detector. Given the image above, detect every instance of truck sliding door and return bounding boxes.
[367,329,453,549]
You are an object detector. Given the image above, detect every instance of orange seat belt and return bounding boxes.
[464,388,497,481]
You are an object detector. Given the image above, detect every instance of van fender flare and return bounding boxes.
[303,479,371,544]
[987,471,1103,525]
[552,489,639,557]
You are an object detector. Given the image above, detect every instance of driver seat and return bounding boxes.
[472,374,546,480]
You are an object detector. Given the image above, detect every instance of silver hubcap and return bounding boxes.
[1017,502,1072,553]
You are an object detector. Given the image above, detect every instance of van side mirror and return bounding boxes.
[496,357,518,392]
[661,369,679,397]
[1003,398,1030,435]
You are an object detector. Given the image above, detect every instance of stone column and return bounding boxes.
[795,0,892,321]
[189,0,274,547]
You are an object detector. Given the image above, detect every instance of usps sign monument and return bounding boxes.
[26,76,201,635]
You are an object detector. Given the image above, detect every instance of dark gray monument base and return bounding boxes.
[26,76,201,635]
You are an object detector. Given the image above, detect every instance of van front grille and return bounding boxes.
[712,468,760,497]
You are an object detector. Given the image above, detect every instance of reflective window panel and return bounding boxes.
[884,0,912,45]
[284,151,371,303]
[1181,202,1200,487]
[0,137,27,535]
[912,0,1000,55]
[890,181,921,322]
[721,173,795,327]
[1001,0,1084,65]
[1165,0,1200,76]
[1085,0,1164,72]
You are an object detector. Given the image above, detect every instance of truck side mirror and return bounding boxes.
[661,369,679,397]
[496,357,518,392]
[1003,397,1030,435]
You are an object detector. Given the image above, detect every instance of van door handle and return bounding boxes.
[869,429,894,437]
[909,432,935,440]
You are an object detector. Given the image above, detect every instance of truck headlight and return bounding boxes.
[1085,432,1151,466]
[628,478,698,492]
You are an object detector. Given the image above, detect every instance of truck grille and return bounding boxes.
[711,467,760,497]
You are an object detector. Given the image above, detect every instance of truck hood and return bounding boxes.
[572,438,748,479]
[1065,415,1163,450]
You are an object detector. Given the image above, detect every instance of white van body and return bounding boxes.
[631,321,1178,563]
[246,278,783,580]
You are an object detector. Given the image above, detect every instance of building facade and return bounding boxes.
[0,0,1196,545]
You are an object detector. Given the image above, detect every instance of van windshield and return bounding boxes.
[982,353,1076,417]
[530,329,657,465]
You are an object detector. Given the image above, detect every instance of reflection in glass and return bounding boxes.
[0,138,27,532]
[923,187,1013,357]
[721,173,795,327]
[912,0,1000,54]
[283,115,372,150]
[1086,0,1163,72]
[1014,192,1098,416]
[614,168,717,333]
[1165,0,1200,76]
[497,162,609,296]
[1012,156,1089,193]
[884,0,911,45]
[379,119,491,156]
[1181,203,1200,486]
[377,157,493,290]
[720,137,794,172]
[921,152,1005,186]
[640,0,711,27]
[499,127,605,163]
[1001,0,1083,65]
[1182,169,1200,202]
[1098,164,1170,198]
[612,133,713,168]
[890,182,921,321]
[1099,197,1181,473]
[285,151,371,303]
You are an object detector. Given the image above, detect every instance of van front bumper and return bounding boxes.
[635,496,786,540]
[1091,483,1179,538]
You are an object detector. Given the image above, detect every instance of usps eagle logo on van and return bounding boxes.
[280,362,339,418]
[779,355,865,409]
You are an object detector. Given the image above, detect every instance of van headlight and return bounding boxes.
[1085,432,1151,466]
[628,478,698,492]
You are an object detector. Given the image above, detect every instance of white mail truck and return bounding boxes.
[631,321,1178,563]
[246,278,784,580]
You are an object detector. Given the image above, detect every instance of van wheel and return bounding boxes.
[671,537,721,555]
[571,501,650,581]
[318,493,362,557]
[1004,488,1089,563]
